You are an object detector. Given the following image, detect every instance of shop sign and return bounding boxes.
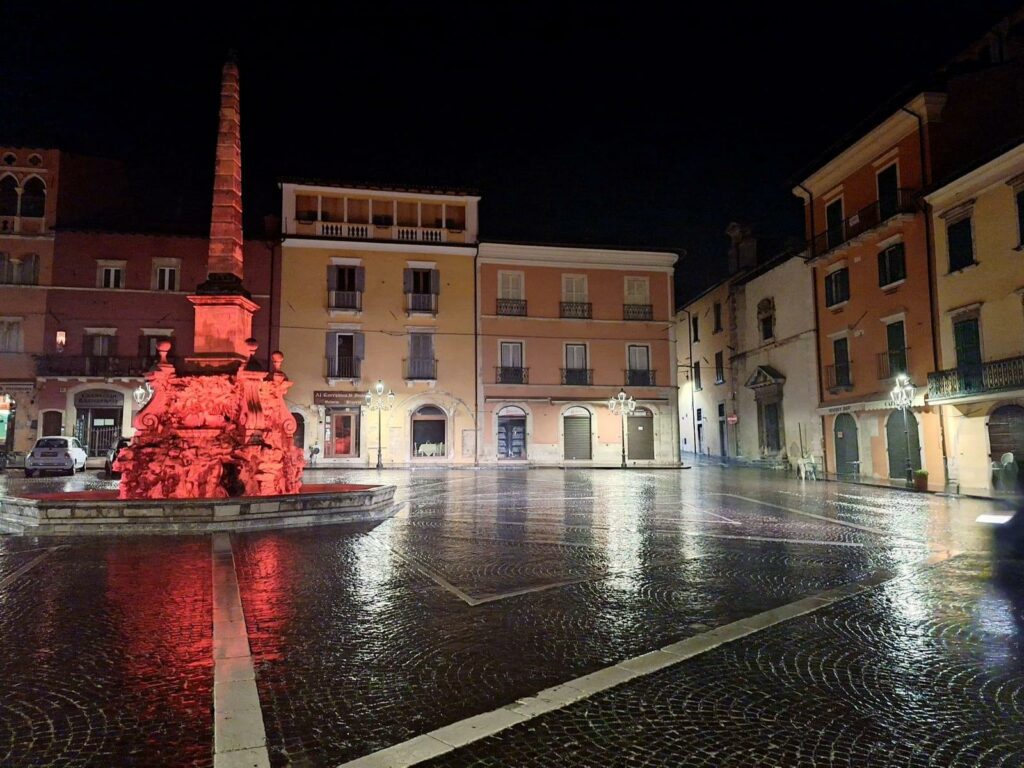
[313,391,366,406]
[74,390,125,409]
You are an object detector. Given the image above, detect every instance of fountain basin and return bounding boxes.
[0,483,399,535]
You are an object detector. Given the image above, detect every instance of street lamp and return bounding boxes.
[365,380,395,470]
[890,374,915,486]
[607,388,636,469]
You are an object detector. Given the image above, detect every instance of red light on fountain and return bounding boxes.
[114,57,305,499]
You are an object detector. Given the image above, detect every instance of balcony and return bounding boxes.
[927,355,1024,401]
[496,298,527,316]
[826,363,853,390]
[561,368,593,385]
[625,369,656,386]
[327,356,360,379]
[328,290,362,311]
[560,301,592,319]
[37,355,153,378]
[397,226,444,243]
[811,189,917,257]
[291,219,466,244]
[495,366,529,384]
[406,357,437,380]
[406,293,438,315]
[623,303,653,321]
[876,348,909,380]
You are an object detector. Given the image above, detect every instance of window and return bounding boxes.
[884,320,907,378]
[624,277,649,304]
[947,217,975,272]
[563,343,590,385]
[325,332,364,379]
[328,265,364,310]
[98,262,125,289]
[140,334,171,358]
[832,337,851,387]
[714,351,724,383]
[825,198,844,248]
[408,333,436,379]
[0,176,17,216]
[87,334,113,357]
[1016,188,1024,247]
[20,177,45,218]
[757,298,775,341]
[693,361,702,390]
[404,267,439,313]
[713,302,722,332]
[824,267,850,307]
[0,253,38,285]
[0,318,23,352]
[562,275,588,302]
[877,163,899,219]
[878,243,906,287]
[1,154,14,166]
[498,271,524,300]
[498,341,526,383]
[691,315,699,342]
[628,344,650,371]
[155,265,178,292]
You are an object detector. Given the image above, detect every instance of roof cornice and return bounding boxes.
[478,241,677,270]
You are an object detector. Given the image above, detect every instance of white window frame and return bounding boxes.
[0,316,24,353]
[874,161,900,199]
[627,343,650,372]
[624,276,650,305]
[152,258,182,291]
[564,342,588,369]
[97,260,126,289]
[497,270,525,300]
[561,274,588,303]
[499,340,525,368]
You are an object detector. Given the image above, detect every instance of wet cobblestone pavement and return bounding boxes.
[0,466,1019,766]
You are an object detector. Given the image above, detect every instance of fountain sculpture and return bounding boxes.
[114,57,305,499]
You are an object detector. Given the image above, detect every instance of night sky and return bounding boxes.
[3,2,1018,302]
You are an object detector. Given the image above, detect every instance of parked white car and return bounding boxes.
[24,436,88,477]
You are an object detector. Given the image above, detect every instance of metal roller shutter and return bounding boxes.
[563,415,591,460]
[627,415,655,460]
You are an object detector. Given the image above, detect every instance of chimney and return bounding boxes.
[725,221,756,274]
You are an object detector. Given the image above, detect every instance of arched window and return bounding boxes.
[757,298,775,341]
[412,405,446,457]
[21,177,46,218]
[291,412,305,449]
[0,176,17,217]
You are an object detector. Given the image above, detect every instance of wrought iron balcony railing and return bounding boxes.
[327,356,360,379]
[623,303,653,321]
[37,355,154,378]
[561,368,593,385]
[560,301,592,319]
[496,298,527,316]
[625,369,656,386]
[406,357,437,380]
[329,290,362,311]
[826,363,853,390]
[927,355,1024,400]
[407,293,438,314]
[876,348,909,380]
[811,189,917,257]
[495,366,529,384]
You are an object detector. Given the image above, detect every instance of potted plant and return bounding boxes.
[913,468,929,492]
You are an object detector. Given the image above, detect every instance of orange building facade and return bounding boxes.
[477,243,678,465]
[793,95,946,483]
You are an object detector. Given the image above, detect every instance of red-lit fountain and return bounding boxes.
[0,59,397,534]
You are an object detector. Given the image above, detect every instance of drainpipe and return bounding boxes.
[473,242,480,468]
[677,307,697,457]
[901,105,950,487]
[797,182,828,477]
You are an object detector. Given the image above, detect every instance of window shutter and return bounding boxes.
[107,335,119,357]
[354,332,365,360]
[877,252,887,287]
[430,269,441,295]
[327,265,338,291]
[355,266,365,292]
[325,331,338,358]
[138,335,149,357]
[403,268,413,293]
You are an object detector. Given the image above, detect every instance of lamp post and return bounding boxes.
[365,380,395,470]
[890,374,915,487]
[607,388,636,469]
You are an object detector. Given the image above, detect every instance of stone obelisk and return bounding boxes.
[187,55,259,372]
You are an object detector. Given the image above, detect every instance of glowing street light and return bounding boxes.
[365,380,396,470]
[890,373,915,486]
[607,388,636,469]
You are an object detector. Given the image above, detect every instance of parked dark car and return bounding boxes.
[105,437,131,478]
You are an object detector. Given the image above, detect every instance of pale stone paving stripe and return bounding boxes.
[0,547,63,590]
[337,549,959,768]
[211,533,271,768]
[713,492,894,536]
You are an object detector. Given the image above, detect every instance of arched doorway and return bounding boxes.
[291,412,305,450]
[562,406,592,460]
[886,409,921,479]
[41,410,63,437]
[834,413,859,476]
[989,405,1024,460]
[497,405,527,459]
[627,406,655,460]
[412,405,446,457]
